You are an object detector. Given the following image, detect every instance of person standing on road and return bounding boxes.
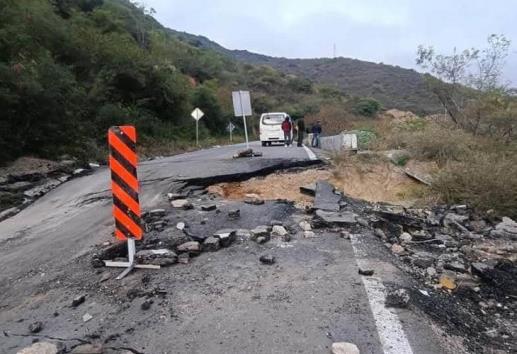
[296,117,305,147]
[311,120,322,148]
[282,117,292,147]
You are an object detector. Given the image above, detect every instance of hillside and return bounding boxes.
[169,30,442,114]
[0,0,347,163]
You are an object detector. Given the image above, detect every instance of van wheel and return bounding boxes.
[261,141,267,147]
[267,142,272,146]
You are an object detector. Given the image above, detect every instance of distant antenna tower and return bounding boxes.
[333,43,336,58]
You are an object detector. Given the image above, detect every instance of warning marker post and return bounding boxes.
[105,126,159,279]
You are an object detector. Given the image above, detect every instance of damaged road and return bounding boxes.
[0,142,515,353]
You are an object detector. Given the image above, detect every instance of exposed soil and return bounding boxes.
[207,168,332,208]
[208,159,432,208]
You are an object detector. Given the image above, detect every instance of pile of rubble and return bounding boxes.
[0,157,97,221]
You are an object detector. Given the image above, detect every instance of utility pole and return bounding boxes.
[333,43,336,59]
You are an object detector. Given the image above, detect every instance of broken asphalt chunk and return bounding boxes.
[244,197,265,205]
[358,267,374,276]
[201,204,217,211]
[28,321,43,333]
[202,236,221,252]
[314,209,357,226]
[228,209,240,219]
[171,199,193,209]
[314,181,341,211]
[259,254,276,265]
[385,288,410,308]
[176,241,201,254]
[71,295,86,308]
[213,229,236,247]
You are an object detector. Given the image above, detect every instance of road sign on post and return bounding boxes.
[232,91,252,149]
[191,108,204,146]
[107,126,144,279]
[226,122,235,142]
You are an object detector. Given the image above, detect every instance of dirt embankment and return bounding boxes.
[209,157,433,208]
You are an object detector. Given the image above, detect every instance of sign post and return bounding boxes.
[232,91,252,149]
[226,122,235,142]
[106,126,158,279]
[191,107,204,146]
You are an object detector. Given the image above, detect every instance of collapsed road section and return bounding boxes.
[1,143,516,353]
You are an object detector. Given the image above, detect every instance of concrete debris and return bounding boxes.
[167,192,187,200]
[176,241,201,254]
[331,342,360,354]
[171,199,193,209]
[136,249,177,266]
[177,253,190,264]
[399,232,412,243]
[201,204,217,211]
[228,209,240,219]
[314,181,341,211]
[314,209,357,226]
[259,254,276,265]
[340,231,350,239]
[82,313,93,322]
[491,217,517,240]
[203,236,221,252]
[385,288,410,308]
[149,209,166,217]
[299,220,312,231]
[71,294,86,308]
[358,267,374,276]
[28,321,43,333]
[213,229,236,247]
[250,225,271,240]
[272,225,288,236]
[235,229,251,239]
[17,342,59,354]
[299,183,316,196]
[304,231,316,238]
[391,244,405,255]
[176,222,186,230]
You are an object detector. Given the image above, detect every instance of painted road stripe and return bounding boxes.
[302,145,318,161]
[350,234,414,354]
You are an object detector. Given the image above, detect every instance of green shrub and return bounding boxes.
[354,98,381,117]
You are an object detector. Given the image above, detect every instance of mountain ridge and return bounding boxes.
[168,29,441,114]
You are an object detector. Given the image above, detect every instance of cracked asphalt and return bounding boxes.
[0,142,463,353]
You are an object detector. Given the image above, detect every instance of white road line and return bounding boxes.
[302,145,318,161]
[350,234,414,354]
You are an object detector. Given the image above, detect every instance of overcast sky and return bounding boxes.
[143,0,517,85]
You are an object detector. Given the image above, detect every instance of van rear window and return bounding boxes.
[262,114,284,125]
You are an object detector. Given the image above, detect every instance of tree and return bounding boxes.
[416,34,514,136]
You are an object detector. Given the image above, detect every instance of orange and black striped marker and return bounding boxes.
[108,126,143,241]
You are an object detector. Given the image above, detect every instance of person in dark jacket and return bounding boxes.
[311,121,322,148]
[296,117,305,147]
[281,117,292,147]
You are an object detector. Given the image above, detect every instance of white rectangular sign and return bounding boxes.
[232,91,252,117]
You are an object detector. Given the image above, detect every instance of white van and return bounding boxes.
[259,112,292,146]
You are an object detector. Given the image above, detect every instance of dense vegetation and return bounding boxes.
[0,0,358,164]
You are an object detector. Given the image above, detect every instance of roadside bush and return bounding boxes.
[433,153,517,218]
[354,98,381,117]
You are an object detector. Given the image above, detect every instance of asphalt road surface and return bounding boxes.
[0,142,461,353]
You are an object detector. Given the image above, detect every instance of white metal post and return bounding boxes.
[230,124,233,142]
[115,238,136,280]
[196,120,199,146]
[239,91,250,149]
